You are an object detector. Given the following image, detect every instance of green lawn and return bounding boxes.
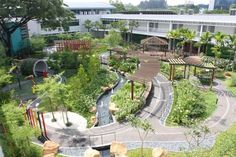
[128,123,236,157]
[201,90,217,120]
[225,78,236,96]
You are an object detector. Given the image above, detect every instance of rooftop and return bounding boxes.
[64,1,115,10]
[101,14,236,24]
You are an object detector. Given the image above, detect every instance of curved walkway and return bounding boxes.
[44,74,236,156]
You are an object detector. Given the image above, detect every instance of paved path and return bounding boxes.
[45,75,236,156]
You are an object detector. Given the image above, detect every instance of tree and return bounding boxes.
[167,29,181,53]
[105,30,123,48]
[138,0,167,10]
[185,30,196,56]
[94,21,103,32]
[30,36,46,52]
[117,21,129,41]
[128,115,154,157]
[84,20,93,32]
[77,65,89,90]
[87,56,100,80]
[128,20,139,43]
[125,3,139,12]
[36,74,66,122]
[211,32,226,65]
[198,31,212,55]
[109,0,126,12]
[225,35,236,71]
[0,0,74,56]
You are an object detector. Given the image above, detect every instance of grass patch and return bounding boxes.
[225,77,236,97]
[111,82,146,121]
[128,123,236,157]
[166,80,217,126]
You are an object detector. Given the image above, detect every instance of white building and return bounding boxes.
[101,14,236,41]
[27,2,115,36]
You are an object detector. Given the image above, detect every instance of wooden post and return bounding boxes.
[169,64,172,80]
[109,50,112,56]
[211,68,215,87]
[172,65,175,81]
[41,112,48,139]
[184,65,187,79]
[194,67,197,76]
[131,80,134,100]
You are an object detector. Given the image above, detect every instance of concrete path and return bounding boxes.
[44,75,236,156]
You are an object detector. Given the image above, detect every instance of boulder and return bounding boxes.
[84,148,101,157]
[90,106,97,113]
[101,86,110,92]
[110,141,127,157]
[43,141,59,156]
[109,103,119,113]
[90,116,97,124]
[152,148,167,157]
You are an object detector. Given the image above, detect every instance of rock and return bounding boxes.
[90,116,97,124]
[152,148,167,157]
[90,106,97,113]
[110,141,127,157]
[43,153,55,157]
[84,148,101,157]
[109,103,119,113]
[101,86,110,91]
[43,141,59,156]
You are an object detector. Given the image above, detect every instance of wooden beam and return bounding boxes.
[169,64,172,80]
[184,65,187,79]
[131,80,134,100]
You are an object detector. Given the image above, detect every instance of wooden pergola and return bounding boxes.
[141,36,168,53]
[128,54,160,100]
[168,56,216,85]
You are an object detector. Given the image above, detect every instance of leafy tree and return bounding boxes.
[30,36,46,52]
[128,115,154,157]
[0,0,74,56]
[128,20,139,43]
[138,0,167,10]
[0,68,12,88]
[109,0,126,12]
[185,30,196,56]
[125,3,139,12]
[211,32,226,65]
[87,56,100,80]
[84,20,93,32]
[167,29,181,53]
[77,65,89,90]
[225,35,236,71]
[36,74,66,122]
[94,21,103,32]
[198,31,212,55]
[105,30,122,48]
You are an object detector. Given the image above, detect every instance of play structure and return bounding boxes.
[20,59,48,77]
[54,40,91,51]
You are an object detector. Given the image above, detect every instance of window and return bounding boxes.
[154,23,158,28]
[172,24,178,30]
[149,22,154,28]
[208,26,215,33]
[69,20,79,26]
[202,25,207,32]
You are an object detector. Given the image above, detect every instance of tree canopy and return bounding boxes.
[138,0,167,10]
[0,0,75,56]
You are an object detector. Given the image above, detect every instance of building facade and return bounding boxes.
[27,2,114,36]
[209,0,236,10]
[101,14,236,42]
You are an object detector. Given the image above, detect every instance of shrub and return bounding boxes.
[167,80,207,126]
[0,68,12,88]
[30,36,46,51]
[228,74,236,87]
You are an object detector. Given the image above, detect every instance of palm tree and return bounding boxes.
[226,35,236,71]
[167,29,180,53]
[185,30,196,56]
[128,20,139,43]
[198,31,212,55]
[211,32,226,65]
[83,19,93,32]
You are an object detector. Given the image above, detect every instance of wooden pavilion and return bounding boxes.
[168,56,216,84]
[141,36,168,53]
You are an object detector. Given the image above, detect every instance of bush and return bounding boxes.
[20,58,38,76]
[0,68,12,88]
[30,36,46,51]
[167,80,207,126]
[228,74,236,87]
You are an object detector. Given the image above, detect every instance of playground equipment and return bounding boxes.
[20,58,48,77]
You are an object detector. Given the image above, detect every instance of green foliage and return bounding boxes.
[20,58,37,76]
[109,0,126,12]
[30,36,46,51]
[227,74,236,87]
[204,9,228,14]
[48,51,80,71]
[138,0,167,9]
[0,0,75,56]
[87,56,100,80]
[0,101,41,157]
[105,30,123,48]
[0,68,12,88]
[112,82,145,121]
[109,56,138,73]
[84,20,93,32]
[167,80,211,126]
